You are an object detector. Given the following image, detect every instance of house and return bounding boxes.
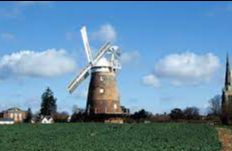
[2,108,27,123]
[0,118,14,125]
[40,116,54,124]
[67,116,72,122]
[31,118,36,124]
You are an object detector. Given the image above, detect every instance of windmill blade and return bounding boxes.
[68,42,111,93]
[80,26,93,63]
[92,42,112,65]
[67,64,91,93]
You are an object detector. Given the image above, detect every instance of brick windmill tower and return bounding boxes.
[68,26,122,122]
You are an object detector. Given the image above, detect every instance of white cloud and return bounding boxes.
[121,51,140,64]
[142,74,160,88]
[92,24,117,42]
[0,33,15,41]
[0,49,77,79]
[154,52,220,85]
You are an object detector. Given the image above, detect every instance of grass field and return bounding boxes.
[0,123,221,151]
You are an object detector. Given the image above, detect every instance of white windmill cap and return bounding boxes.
[94,57,111,67]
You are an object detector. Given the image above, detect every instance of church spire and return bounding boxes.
[225,53,231,87]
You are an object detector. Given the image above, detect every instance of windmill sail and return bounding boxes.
[80,26,93,63]
[67,26,123,117]
[92,42,111,65]
[68,42,112,93]
[68,64,91,93]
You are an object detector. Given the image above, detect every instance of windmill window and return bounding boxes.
[100,76,104,81]
[10,113,13,119]
[229,96,232,102]
[99,88,104,94]
[114,104,117,109]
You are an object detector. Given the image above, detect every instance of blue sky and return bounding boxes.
[0,1,232,114]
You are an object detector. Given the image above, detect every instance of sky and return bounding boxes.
[0,1,232,115]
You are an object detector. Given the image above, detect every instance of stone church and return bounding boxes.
[221,54,232,124]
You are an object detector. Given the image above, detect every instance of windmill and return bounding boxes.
[68,26,122,118]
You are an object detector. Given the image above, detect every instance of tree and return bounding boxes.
[24,108,33,123]
[70,105,85,122]
[121,106,130,115]
[208,95,221,116]
[54,111,69,122]
[170,108,184,120]
[183,107,200,120]
[40,87,57,117]
[131,109,152,120]
[72,105,80,114]
[70,112,85,122]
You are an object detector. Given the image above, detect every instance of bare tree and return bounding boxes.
[169,108,184,120]
[208,95,221,116]
[183,107,200,120]
[72,105,79,114]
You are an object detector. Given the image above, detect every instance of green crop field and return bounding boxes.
[0,123,221,151]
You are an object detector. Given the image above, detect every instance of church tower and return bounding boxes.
[221,54,232,124]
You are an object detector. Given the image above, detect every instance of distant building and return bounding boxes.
[0,118,14,125]
[40,116,54,124]
[31,119,36,124]
[104,117,123,124]
[2,108,27,123]
[67,116,72,122]
[221,54,232,124]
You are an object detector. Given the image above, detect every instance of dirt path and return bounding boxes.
[217,127,232,151]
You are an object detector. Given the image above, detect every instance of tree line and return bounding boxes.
[24,87,222,124]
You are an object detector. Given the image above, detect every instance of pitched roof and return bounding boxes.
[4,107,25,113]
[7,107,22,111]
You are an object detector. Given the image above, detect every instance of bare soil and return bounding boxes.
[217,127,232,151]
